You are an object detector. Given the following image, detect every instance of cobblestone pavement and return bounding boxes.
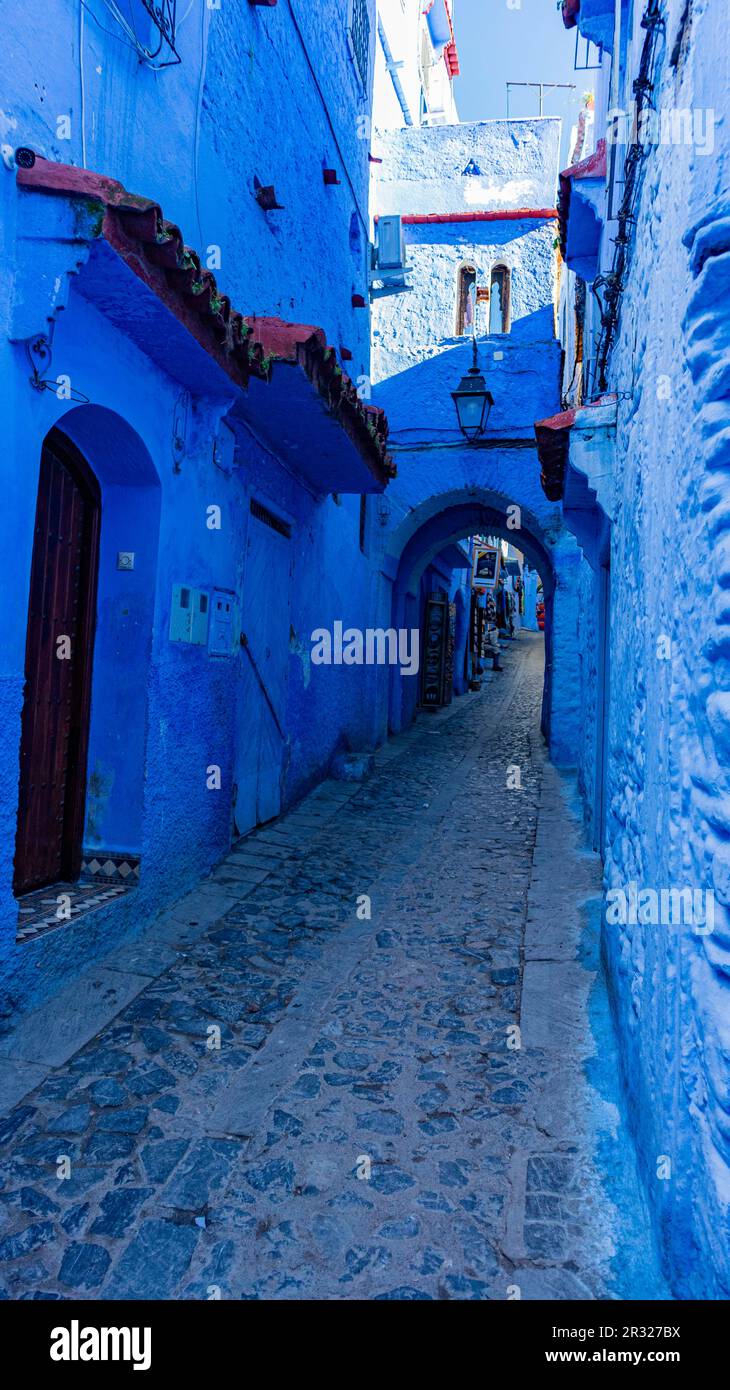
[0,634,667,1300]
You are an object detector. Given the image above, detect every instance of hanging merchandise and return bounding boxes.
[420,591,450,708]
[495,578,508,630]
[506,588,516,638]
[445,601,456,703]
[472,541,500,589]
[469,591,483,688]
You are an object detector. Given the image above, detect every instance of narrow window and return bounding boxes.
[489,264,511,334]
[348,0,371,88]
[359,495,367,553]
[456,264,476,336]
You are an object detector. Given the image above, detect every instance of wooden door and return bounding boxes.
[13,433,100,895]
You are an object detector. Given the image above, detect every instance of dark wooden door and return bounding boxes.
[14,433,100,895]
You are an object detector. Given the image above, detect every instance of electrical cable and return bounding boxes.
[79,1,88,167]
[79,0,140,54]
[96,0,181,68]
[590,0,665,395]
[193,0,209,249]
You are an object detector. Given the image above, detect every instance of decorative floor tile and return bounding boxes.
[15,880,134,944]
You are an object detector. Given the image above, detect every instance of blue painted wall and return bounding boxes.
[0,13,581,1029]
[551,0,730,1296]
[0,0,389,1013]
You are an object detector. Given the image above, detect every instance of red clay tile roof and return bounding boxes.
[16,158,394,482]
[557,138,606,258]
[534,408,575,500]
[535,395,616,501]
[444,1,460,76]
[246,316,392,477]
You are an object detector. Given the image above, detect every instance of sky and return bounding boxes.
[452,0,592,162]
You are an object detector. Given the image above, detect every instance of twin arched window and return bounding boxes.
[456,262,511,336]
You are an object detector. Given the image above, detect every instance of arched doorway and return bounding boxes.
[387,494,557,742]
[13,407,162,921]
[14,430,101,894]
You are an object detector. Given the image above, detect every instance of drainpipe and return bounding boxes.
[610,0,623,113]
[377,15,413,127]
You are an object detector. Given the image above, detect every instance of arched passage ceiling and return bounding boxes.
[387,489,557,599]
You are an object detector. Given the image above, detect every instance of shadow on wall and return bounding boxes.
[54,405,161,860]
[372,305,560,439]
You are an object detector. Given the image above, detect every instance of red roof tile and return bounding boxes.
[534,408,575,501]
[245,317,392,478]
[535,395,616,500]
[16,157,394,483]
[557,138,606,257]
[444,1,460,76]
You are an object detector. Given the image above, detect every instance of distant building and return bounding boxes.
[374,0,460,130]
[369,114,580,748]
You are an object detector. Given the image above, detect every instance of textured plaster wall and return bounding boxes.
[0,287,246,1008]
[374,118,562,217]
[0,0,388,1014]
[575,556,600,842]
[1,0,374,382]
[597,0,730,1296]
[0,276,383,1014]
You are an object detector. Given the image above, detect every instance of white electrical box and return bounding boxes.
[370,216,411,301]
[208,589,235,657]
[377,214,406,269]
[169,584,210,645]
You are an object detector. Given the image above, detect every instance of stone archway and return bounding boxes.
[384,486,576,759]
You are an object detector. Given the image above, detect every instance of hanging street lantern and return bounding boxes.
[451,337,494,442]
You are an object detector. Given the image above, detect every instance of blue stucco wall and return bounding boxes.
[1,17,585,1024]
[0,0,389,1013]
[561,0,730,1296]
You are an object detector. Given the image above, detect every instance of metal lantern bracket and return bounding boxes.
[25,332,90,404]
[451,336,494,443]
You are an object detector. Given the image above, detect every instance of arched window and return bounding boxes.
[456,263,476,336]
[489,264,511,334]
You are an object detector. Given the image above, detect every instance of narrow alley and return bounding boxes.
[4,0,730,1327]
[0,635,664,1301]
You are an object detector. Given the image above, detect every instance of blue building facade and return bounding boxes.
[542,0,730,1297]
[1,2,577,1023]
[0,0,396,1012]
[370,118,584,755]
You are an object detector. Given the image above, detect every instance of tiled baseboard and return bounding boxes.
[81,851,141,884]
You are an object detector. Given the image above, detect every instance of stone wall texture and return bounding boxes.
[594,0,730,1297]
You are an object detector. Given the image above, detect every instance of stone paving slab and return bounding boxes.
[0,635,668,1300]
[0,967,152,1070]
[0,1061,49,1116]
